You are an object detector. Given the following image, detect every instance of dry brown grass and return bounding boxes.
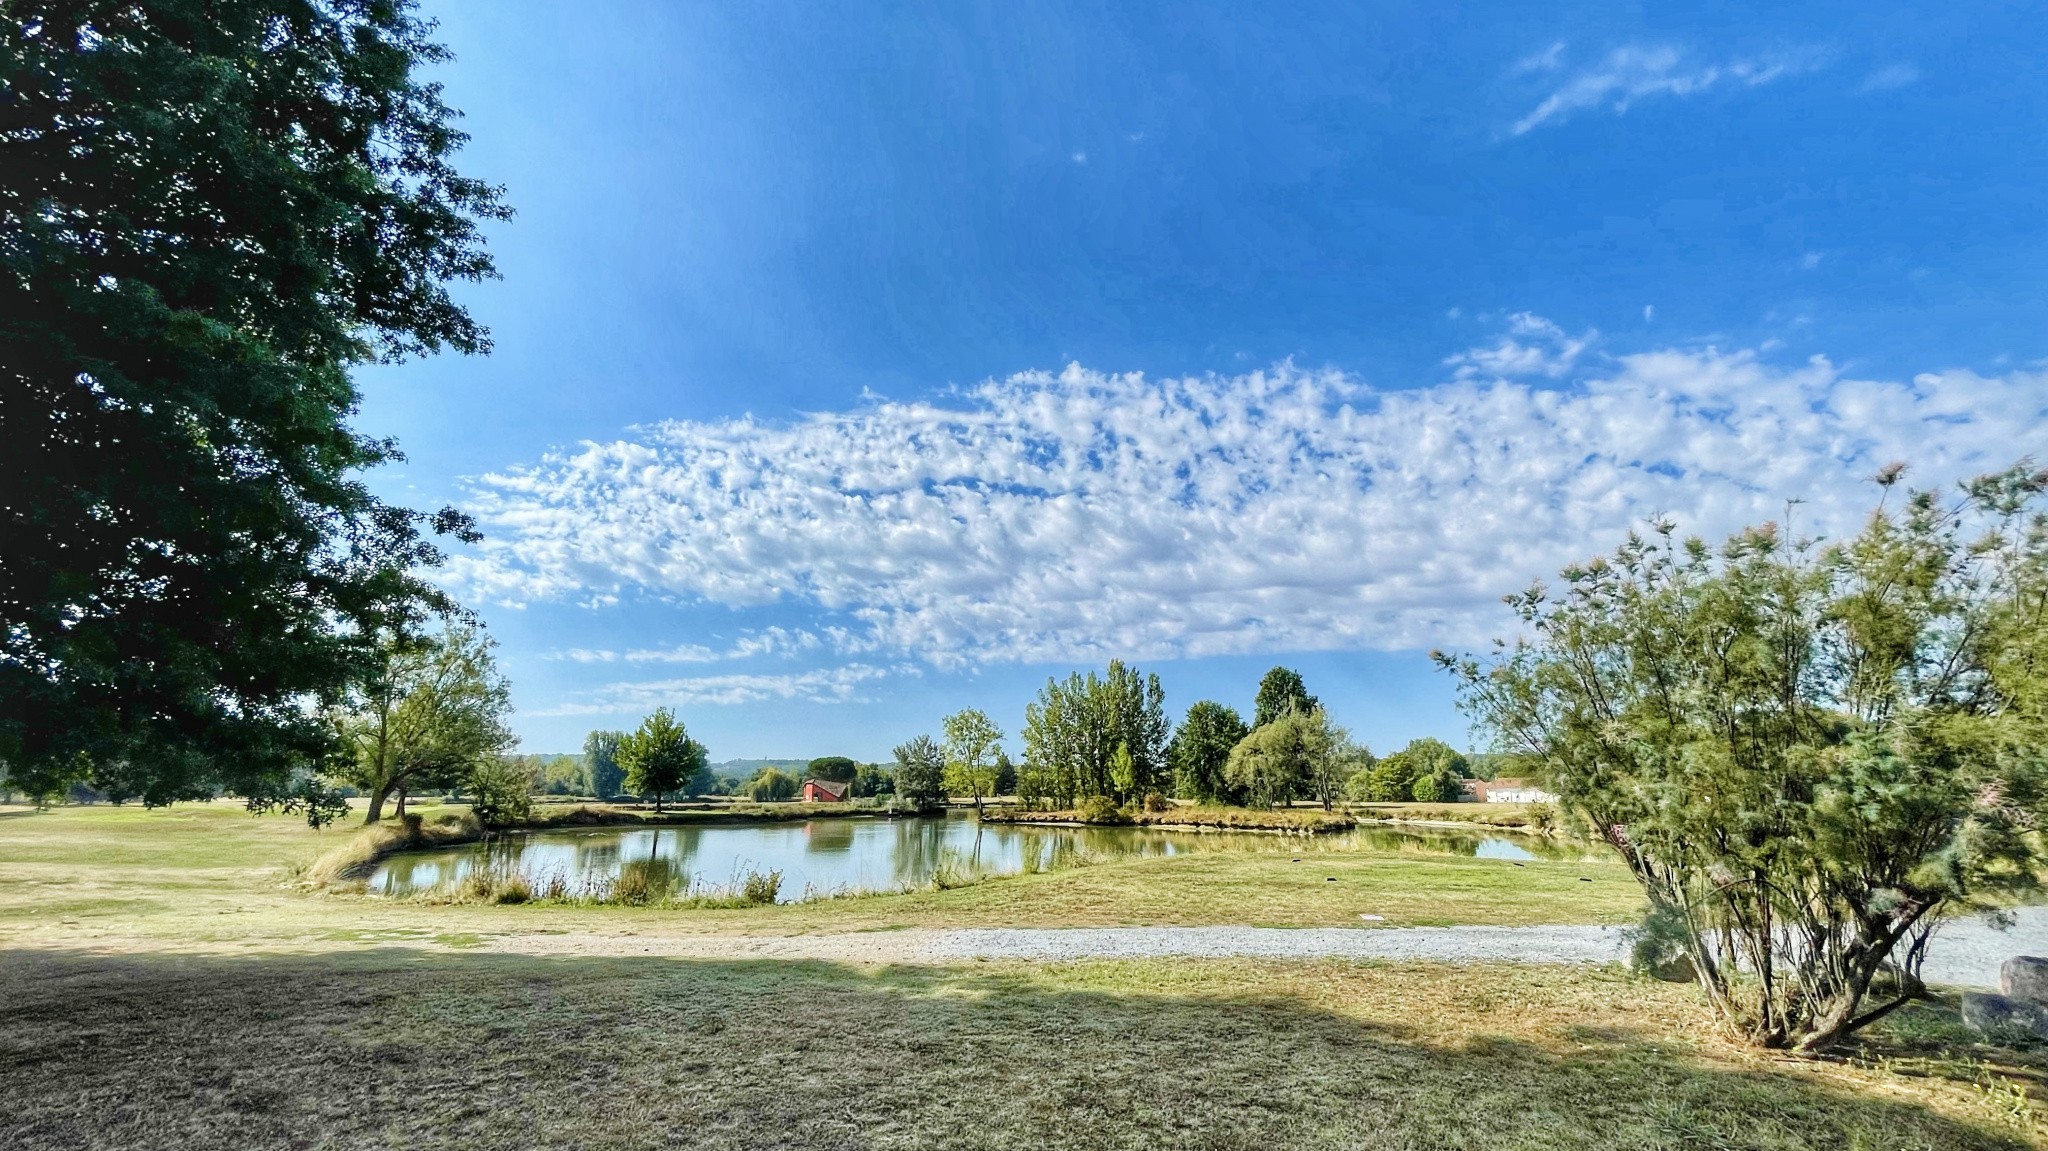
[0,950,2041,1150]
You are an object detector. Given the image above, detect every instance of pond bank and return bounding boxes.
[976,805,1357,834]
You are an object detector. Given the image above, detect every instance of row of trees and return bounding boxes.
[879,662,1481,814]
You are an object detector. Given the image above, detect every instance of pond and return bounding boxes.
[367,812,1602,902]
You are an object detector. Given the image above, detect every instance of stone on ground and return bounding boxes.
[1999,955,2048,1004]
[1962,991,2048,1040]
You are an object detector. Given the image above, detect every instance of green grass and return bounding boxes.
[0,803,1646,953]
[1,949,2041,1150]
[3,802,2045,1148]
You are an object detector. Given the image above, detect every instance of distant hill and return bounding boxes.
[712,758,814,776]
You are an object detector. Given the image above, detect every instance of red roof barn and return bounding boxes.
[800,778,850,803]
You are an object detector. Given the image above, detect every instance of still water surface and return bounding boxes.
[368,813,1598,902]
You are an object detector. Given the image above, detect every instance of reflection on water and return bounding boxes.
[366,812,1603,902]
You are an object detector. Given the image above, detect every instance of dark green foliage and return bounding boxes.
[1442,463,2048,1052]
[1075,795,1128,824]
[243,773,350,829]
[1019,661,1169,807]
[851,762,895,798]
[744,768,798,802]
[1351,738,1468,803]
[0,2,510,804]
[582,732,626,798]
[1169,701,1249,803]
[892,735,945,811]
[503,753,580,796]
[806,756,859,783]
[618,708,709,812]
[1253,667,1319,728]
[1463,752,1524,782]
[466,755,536,828]
[1410,764,1463,803]
[1226,708,1345,809]
[993,750,1017,796]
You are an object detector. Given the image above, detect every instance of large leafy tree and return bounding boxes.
[805,755,859,783]
[332,623,513,824]
[744,767,797,802]
[1353,737,1467,803]
[1020,660,1169,806]
[1442,464,2048,1053]
[1168,700,1249,803]
[892,735,945,812]
[581,730,626,799]
[1253,667,1318,728]
[617,708,709,812]
[1226,706,1347,809]
[0,2,508,804]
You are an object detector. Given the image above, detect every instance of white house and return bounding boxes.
[1462,777,1558,804]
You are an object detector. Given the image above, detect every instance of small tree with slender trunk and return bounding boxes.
[617,708,708,813]
[893,735,946,812]
[942,708,1004,815]
[332,624,513,824]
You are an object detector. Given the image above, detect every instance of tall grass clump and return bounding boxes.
[738,869,782,905]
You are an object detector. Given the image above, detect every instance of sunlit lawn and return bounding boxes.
[3,949,2042,1150]
[4,804,2044,1149]
[0,803,1645,952]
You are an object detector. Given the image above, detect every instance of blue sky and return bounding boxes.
[356,1,2048,759]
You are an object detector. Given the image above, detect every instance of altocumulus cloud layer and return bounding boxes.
[451,330,2047,672]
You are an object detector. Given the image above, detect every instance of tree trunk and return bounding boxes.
[363,780,395,824]
[395,783,408,820]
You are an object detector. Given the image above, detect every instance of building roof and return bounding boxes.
[801,778,851,798]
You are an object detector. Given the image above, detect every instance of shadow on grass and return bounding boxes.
[0,946,2036,1151]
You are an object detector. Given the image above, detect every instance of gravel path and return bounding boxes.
[489,906,2048,988]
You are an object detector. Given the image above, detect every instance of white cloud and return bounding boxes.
[551,627,824,665]
[528,665,896,716]
[1861,63,1920,92]
[1514,42,1567,74]
[1070,150,1087,164]
[453,330,2048,670]
[1444,312,1593,380]
[1511,44,1818,135]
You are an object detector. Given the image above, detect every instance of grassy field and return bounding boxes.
[3,803,2044,1149]
[0,803,1644,953]
[4,948,2043,1150]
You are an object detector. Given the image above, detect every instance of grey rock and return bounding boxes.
[1649,954,1697,984]
[2000,956,2048,1005]
[1962,991,2048,1040]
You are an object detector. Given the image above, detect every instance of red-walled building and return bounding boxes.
[799,778,850,803]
